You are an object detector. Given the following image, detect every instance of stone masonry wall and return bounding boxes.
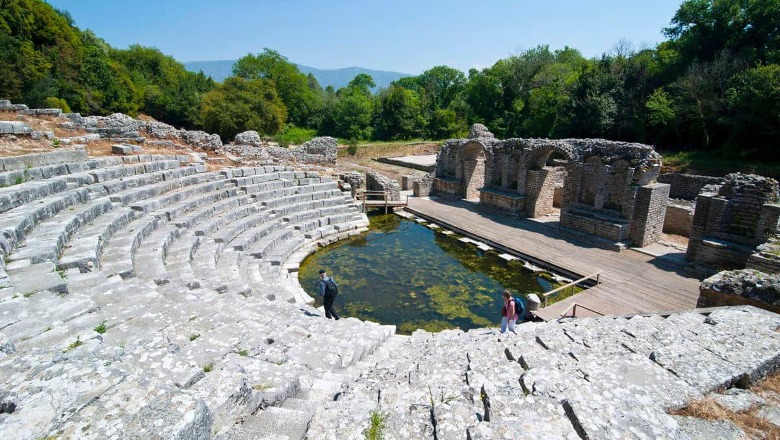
[658,173,725,200]
[687,173,780,273]
[630,182,671,247]
[664,201,694,237]
[366,171,401,201]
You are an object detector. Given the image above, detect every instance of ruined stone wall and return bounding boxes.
[658,173,724,201]
[687,174,780,273]
[366,171,401,201]
[630,182,671,247]
[412,173,434,197]
[431,128,667,247]
[663,201,694,237]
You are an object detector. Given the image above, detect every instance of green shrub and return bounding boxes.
[94,321,107,334]
[275,125,316,148]
[365,410,386,440]
[347,138,359,156]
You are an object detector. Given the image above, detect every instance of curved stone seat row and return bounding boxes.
[0,151,394,439]
[2,150,779,439]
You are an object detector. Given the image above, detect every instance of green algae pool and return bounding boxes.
[298,214,562,334]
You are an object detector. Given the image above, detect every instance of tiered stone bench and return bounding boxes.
[0,150,779,439]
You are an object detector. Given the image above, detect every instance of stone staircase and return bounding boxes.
[1,150,780,439]
[0,150,393,439]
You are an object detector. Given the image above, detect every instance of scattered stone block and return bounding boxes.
[111,144,133,155]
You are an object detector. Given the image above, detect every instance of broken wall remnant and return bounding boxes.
[687,173,780,273]
[366,171,401,201]
[432,125,667,247]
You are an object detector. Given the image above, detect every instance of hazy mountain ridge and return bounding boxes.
[183,60,412,91]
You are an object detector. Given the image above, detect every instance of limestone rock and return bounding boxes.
[701,269,780,307]
[180,130,222,150]
[234,131,262,146]
[469,123,494,139]
[0,121,32,135]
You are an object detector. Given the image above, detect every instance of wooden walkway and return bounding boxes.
[405,198,702,321]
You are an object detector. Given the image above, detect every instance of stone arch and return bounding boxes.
[461,141,488,201]
[520,143,576,217]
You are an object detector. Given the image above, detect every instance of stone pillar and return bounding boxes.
[463,159,485,200]
[630,182,670,247]
[501,155,510,190]
[561,165,581,211]
[593,167,609,209]
[687,193,713,260]
[755,204,780,243]
[526,168,556,218]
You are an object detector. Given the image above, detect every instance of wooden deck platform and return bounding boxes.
[405,197,702,321]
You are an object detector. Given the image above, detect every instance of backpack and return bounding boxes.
[512,296,526,322]
[323,278,339,296]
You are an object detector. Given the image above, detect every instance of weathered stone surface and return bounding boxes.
[0,121,32,135]
[180,130,222,150]
[111,144,133,155]
[234,131,262,146]
[687,173,780,273]
[712,388,766,413]
[469,123,494,139]
[672,415,747,440]
[366,171,401,201]
[701,269,780,307]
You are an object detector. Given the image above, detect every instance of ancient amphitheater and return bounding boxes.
[0,104,779,439]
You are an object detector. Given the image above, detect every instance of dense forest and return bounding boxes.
[1,0,778,157]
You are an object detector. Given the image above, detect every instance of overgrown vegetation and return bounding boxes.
[93,321,106,334]
[365,410,387,440]
[64,336,82,352]
[2,0,779,158]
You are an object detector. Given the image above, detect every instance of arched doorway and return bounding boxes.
[461,141,487,201]
[521,145,574,217]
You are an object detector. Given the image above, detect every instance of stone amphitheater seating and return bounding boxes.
[0,150,779,439]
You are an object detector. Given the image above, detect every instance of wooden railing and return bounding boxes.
[557,302,605,320]
[542,271,602,308]
[356,190,406,214]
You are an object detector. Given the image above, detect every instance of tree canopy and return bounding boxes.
[1,0,779,156]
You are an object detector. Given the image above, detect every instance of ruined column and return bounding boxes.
[630,182,670,247]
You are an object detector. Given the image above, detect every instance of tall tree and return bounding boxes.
[199,76,287,140]
[233,49,323,128]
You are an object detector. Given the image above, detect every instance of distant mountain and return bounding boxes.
[183,60,412,91]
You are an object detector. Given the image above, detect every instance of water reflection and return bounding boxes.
[298,214,554,334]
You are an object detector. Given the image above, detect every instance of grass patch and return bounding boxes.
[252,383,271,391]
[660,150,780,178]
[64,336,82,352]
[203,362,214,373]
[365,410,387,440]
[189,333,200,341]
[56,269,67,280]
[94,321,107,334]
[238,349,248,357]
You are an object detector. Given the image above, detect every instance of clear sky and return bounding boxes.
[46,0,685,74]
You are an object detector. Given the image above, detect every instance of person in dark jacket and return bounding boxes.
[317,269,340,320]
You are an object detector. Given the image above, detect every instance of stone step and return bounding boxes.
[5,261,68,295]
[239,407,310,440]
[57,205,136,271]
[0,187,90,254]
[7,197,114,264]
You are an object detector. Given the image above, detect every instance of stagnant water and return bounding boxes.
[298,214,564,334]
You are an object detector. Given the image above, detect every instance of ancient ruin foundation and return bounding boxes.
[432,126,669,247]
[687,173,780,273]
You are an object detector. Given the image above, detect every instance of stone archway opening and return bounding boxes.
[462,141,487,201]
[523,146,574,217]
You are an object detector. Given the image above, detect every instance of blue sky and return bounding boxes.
[46,0,685,74]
